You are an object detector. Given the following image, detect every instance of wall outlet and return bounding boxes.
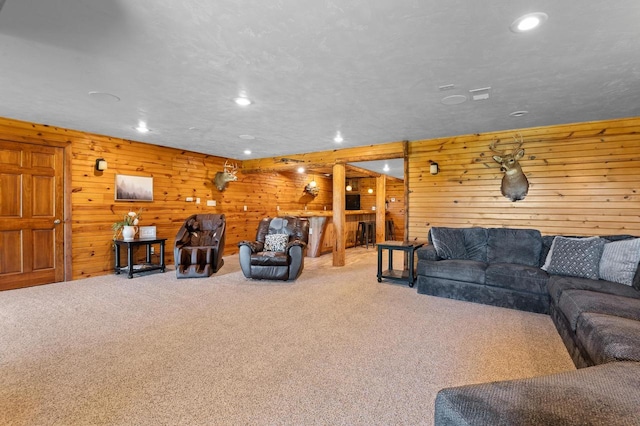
[207,200,216,207]
[195,197,201,204]
[243,205,247,211]
[185,197,194,202]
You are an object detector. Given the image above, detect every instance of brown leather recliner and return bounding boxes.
[174,214,225,278]
[238,216,309,281]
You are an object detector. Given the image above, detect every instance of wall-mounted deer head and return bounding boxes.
[214,160,238,191]
[490,134,529,202]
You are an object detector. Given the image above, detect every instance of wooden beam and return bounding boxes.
[242,141,405,173]
[332,163,346,266]
[376,175,386,243]
[403,140,410,244]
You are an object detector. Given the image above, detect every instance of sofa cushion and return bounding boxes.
[547,275,640,305]
[417,259,487,285]
[576,312,640,365]
[599,238,640,286]
[251,251,290,266]
[546,236,605,280]
[487,228,542,267]
[557,289,640,331]
[462,227,488,262]
[434,361,640,426]
[431,227,468,260]
[485,263,549,294]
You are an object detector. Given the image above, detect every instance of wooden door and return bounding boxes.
[0,141,65,290]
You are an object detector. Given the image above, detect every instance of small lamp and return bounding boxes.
[430,162,439,175]
[95,158,108,171]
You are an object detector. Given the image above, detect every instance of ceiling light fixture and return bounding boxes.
[510,12,548,33]
[244,149,252,155]
[297,167,305,173]
[441,95,467,105]
[509,110,529,117]
[383,164,390,172]
[234,97,252,106]
[334,132,343,143]
[135,121,150,133]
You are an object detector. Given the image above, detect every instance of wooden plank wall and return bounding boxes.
[407,117,640,241]
[0,117,332,279]
[3,115,638,280]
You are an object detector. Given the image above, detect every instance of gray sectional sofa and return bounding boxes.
[415,227,640,425]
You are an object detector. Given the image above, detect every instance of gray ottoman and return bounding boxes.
[434,361,640,425]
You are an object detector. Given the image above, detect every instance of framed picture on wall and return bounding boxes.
[115,174,153,201]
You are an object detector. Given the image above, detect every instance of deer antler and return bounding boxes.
[511,133,524,153]
[489,140,504,155]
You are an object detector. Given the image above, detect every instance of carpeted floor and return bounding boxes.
[1,248,574,425]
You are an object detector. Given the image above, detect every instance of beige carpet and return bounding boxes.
[1,248,574,425]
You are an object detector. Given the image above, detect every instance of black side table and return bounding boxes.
[376,241,424,287]
[113,238,167,278]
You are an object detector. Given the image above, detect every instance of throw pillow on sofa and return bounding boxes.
[430,227,468,260]
[547,236,605,280]
[599,238,640,286]
[542,236,600,271]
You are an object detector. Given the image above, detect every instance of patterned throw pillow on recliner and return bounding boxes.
[264,233,289,252]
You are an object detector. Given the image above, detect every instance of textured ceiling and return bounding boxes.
[1,0,639,179]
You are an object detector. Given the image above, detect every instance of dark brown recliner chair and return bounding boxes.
[174,214,225,278]
[238,216,309,281]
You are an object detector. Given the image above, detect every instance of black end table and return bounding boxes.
[376,241,424,287]
[113,238,167,278]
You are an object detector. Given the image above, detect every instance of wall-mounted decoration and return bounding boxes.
[489,134,529,202]
[139,226,157,239]
[115,174,153,201]
[214,160,239,191]
[304,182,319,197]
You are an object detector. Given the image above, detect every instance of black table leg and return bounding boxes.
[127,245,134,279]
[114,243,121,274]
[160,241,166,272]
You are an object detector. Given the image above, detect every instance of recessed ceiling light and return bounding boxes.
[441,95,467,105]
[383,164,390,172]
[239,134,255,140]
[510,12,548,33]
[234,97,252,106]
[88,91,120,102]
[244,149,252,155]
[509,110,529,117]
[334,132,343,143]
[297,167,305,173]
[135,121,150,133]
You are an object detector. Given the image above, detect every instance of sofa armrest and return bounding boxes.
[238,240,263,253]
[417,244,439,261]
[286,239,307,251]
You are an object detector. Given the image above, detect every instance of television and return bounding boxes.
[345,194,361,210]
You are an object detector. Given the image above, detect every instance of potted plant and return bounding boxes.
[112,208,143,240]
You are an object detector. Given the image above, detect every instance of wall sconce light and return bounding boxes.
[430,162,439,175]
[95,158,108,171]
[367,188,374,194]
[346,185,352,191]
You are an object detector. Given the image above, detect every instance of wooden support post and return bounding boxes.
[376,175,386,244]
[403,140,410,244]
[332,163,346,266]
